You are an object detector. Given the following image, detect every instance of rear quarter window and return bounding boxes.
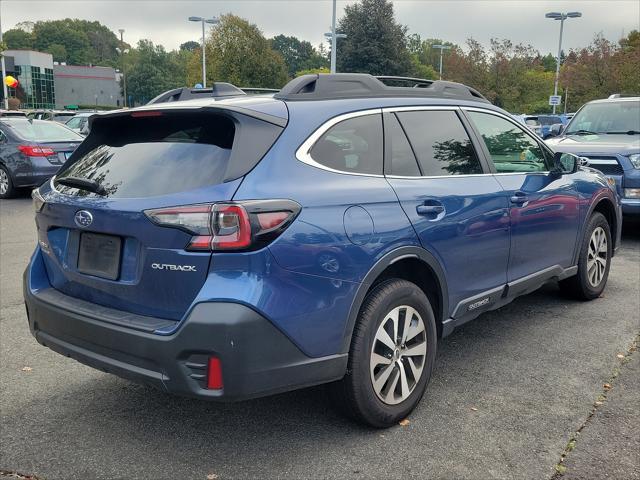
[308,113,383,175]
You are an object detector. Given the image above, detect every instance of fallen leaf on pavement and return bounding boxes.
[603,383,612,390]
[21,366,32,372]
[399,419,410,426]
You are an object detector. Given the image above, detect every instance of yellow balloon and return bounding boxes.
[5,75,18,87]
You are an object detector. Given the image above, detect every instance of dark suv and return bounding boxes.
[546,96,640,216]
[24,74,621,427]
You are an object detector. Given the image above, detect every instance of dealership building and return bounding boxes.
[2,49,124,109]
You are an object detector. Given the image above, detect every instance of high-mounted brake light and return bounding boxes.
[18,145,55,157]
[144,200,301,252]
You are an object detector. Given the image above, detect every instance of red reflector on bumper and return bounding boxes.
[207,357,223,390]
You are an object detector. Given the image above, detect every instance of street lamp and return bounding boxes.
[189,16,219,88]
[0,15,9,109]
[545,11,582,113]
[432,45,451,80]
[117,29,129,108]
[325,0,347,74]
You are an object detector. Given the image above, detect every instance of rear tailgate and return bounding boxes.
[35,105,286,321]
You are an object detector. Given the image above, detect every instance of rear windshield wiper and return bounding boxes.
[604,130,640,135]
[56,176,107,196]
[566,129,600,136]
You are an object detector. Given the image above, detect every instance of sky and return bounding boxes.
[1,0,639,55]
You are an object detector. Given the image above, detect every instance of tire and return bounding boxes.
[329,279,437,428]
[0,165,15,199]
[559,212,612,300]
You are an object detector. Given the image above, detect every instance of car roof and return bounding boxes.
[587,96,640,104]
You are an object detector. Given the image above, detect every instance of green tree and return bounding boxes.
[541,53,557,72]
[126,40,183,104]
[46,43,68,63]
[296,67,330,77]
[22,19,122,66]
[336,0,413,76]
[613,30,640,95]
[199,14,289,88]
[270,34,328,78]
[180,41,200,52]
[3,28,34,49]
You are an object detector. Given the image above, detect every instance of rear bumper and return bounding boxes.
[24,265,346,401]
[13,158,60,188]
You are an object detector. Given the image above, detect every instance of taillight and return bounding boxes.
[18,145,55,157]
[145,200,301,252]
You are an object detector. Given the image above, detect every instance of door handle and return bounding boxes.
[416,204,445,215]
[510,192,528,204]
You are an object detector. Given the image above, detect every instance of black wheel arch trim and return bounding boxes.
[574,192,619,264]
[340,246,449,353]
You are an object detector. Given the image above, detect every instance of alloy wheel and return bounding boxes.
[0,169,8,196]
[370,305,427,405]
[587,226,608,287]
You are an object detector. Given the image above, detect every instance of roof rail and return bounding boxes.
[240,87,280,95]
[274,73,489,103]
[376,76,434,88]
[147,82,246,105]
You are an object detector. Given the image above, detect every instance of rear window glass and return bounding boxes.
[309,114,383,175]
[8,120,82,142]
[55,113,236,198]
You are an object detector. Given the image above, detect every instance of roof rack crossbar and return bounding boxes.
[274,73,489,103]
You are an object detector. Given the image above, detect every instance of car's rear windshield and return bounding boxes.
[54,111,282,199]
[537,116,562,125]
[8,120,82,142]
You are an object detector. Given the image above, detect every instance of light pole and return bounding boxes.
[433,44,451,80]
[324,0,346,73]
[0,14,9,109]
[189,16,219,88]
[117,29,128,108]
[545,11,581,114]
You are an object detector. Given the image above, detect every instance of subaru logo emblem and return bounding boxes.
[74,210,93,228]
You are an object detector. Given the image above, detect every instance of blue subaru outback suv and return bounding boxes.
[24,74,621,427]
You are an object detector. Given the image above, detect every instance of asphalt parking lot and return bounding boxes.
[1,196,638,480]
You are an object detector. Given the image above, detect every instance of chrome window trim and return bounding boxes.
[295,105,555,179]
[382,105,458,113]
[295,108,385,178]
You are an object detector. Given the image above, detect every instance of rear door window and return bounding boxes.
[308,113,383,175]
[395,110,483,176]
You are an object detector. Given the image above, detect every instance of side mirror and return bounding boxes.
[553,152,579,174]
